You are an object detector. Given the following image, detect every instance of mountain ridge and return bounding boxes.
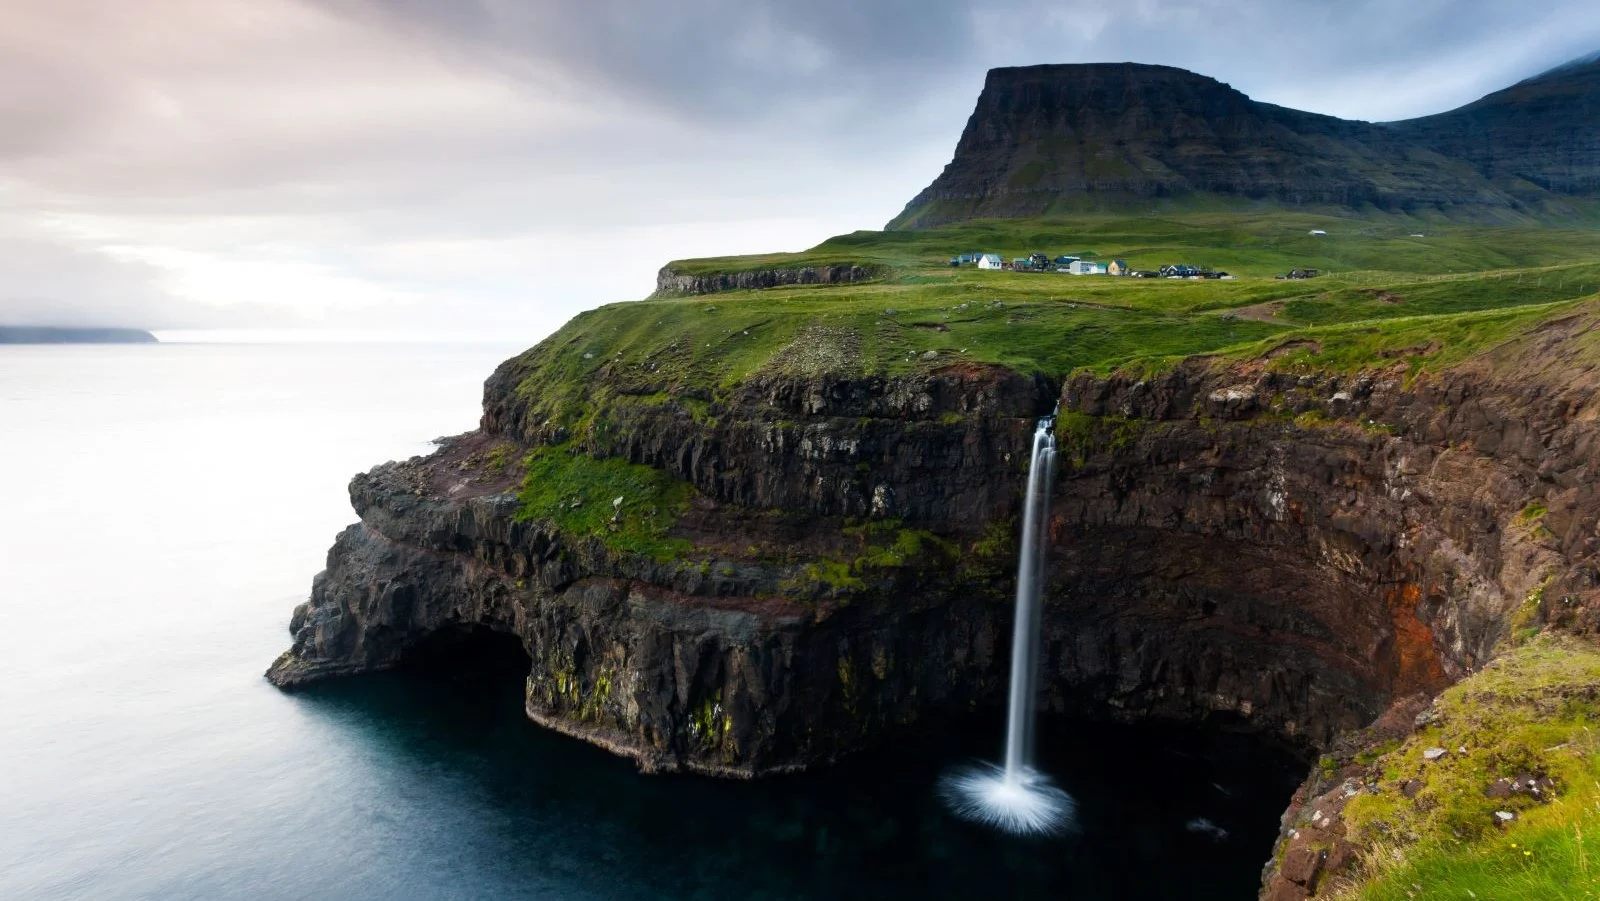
[891,55,1600,228]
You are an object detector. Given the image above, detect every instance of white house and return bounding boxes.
[1069,260,1109,275]
[977,253,1005,270]
[1309,229,1327,236]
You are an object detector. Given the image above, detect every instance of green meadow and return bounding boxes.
[511,213,1600,428]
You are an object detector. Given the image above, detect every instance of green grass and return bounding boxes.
[781,519,957,602]
[514,444,693,561]
[508,214,1600,434]
[509,274,1294,432]
[1337,637,1600,900]
[670,213,1600,281]
[1210,301,1583,378]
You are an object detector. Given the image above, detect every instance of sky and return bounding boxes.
[3,0,1599,343]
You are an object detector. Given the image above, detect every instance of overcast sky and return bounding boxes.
[3,0,1598,341]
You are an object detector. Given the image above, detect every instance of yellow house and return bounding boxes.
[1107,259,1129,276]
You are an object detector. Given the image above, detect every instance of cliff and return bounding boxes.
[269,306,1600,770]
[890,57,1600,227]
[653,263,877,296]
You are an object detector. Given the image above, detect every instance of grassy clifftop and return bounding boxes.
[1336,637,1600,899]
[510,213,1600,432]
[667,213,1600,279]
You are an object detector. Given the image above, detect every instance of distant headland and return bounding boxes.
[0,327,159,345]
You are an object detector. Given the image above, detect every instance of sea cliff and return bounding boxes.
[269,312,1600,772]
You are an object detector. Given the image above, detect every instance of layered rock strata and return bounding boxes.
[653,264,877,297]
[269,320,1600,790]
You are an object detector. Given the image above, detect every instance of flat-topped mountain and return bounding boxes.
[891,56,1600,227]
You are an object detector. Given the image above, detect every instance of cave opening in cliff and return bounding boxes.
[397,623,532,684]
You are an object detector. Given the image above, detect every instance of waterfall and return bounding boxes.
[938,414,1075,835]
[1004,415,1057,778]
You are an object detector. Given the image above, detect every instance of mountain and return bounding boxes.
[1387,54,1600,198]
[890,56,1600,228]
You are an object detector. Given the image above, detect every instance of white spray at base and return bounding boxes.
[939,414,1076,835]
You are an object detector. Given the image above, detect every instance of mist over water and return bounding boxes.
[0,342,1305,900]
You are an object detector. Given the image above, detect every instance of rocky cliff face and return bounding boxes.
[481,361,1054,529]
[890,58,1600,227]
[268,310,1600,793]
[270,369,1053,775]
[653,263,877,297]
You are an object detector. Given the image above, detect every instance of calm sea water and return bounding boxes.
[0,342,1304,900]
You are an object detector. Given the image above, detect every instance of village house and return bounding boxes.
[1068,260,1109,275]
[1107,260,1128,276]
[977,253,1005,270]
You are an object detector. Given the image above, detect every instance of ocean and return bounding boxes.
[0,340,1302,900]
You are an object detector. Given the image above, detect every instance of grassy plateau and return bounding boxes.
[511,212,1600,432]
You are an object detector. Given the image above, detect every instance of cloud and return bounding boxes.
[323,0,1600,121]
[0,0,1597,333]
[0,223,277,328]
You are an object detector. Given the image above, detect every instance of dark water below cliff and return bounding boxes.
[0,341,1304,900]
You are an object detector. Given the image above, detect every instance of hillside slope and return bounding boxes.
[1387,55,1600,198]
[891,58,1600,228]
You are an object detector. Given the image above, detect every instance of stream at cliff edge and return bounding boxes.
[0,341,1304,900]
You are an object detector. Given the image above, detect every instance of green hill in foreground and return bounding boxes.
[509,213,1600,431]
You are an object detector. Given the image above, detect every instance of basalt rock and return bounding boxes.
[652,264,878,297]
[482,361,1056,529]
